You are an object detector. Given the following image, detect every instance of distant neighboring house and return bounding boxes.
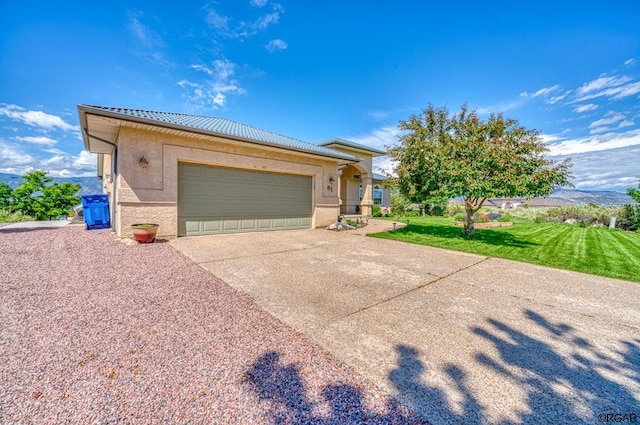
[78,106,389,238]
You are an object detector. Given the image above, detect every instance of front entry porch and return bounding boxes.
[338,164,373,216]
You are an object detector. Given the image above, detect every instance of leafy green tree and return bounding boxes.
[388,104,573,236]
[627,181,640,203]
[0,182,13,209]
[11,170,52,218]
[9,170,80,220]
[41,182,82,220]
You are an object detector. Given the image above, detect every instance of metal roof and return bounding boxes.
[78,105,359,162]
[372,173,388,181]
[317,138,387,156]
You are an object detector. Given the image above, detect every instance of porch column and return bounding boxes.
[337,168,343,214]
[360,173,373,216]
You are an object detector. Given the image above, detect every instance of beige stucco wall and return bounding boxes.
[108,126,341,238]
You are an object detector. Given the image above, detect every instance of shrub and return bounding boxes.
[453,213,464,222]
[427,204,447,216]
[446,203,465,216]
[507,204,622,226]
[497,213,513,222]
[390,193,410,215]
[372,205,382,217]
[617,204,640,231]
[0,209,34,223]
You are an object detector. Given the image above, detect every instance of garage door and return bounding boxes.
[178,163,313,236]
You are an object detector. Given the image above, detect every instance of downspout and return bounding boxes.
[82,127,118,233]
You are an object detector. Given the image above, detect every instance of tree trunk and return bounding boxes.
[464,203,475,236]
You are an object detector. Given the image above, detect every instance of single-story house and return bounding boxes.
[78,105,390,238]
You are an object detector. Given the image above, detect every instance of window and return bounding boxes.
[359,184,384,205]
[373,185,383,205]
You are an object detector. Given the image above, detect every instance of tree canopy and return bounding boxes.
[0,170,81,221]
[387,104,573,235]
[627,181,640,204]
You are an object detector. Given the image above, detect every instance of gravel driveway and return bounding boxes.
[0,225,425,424]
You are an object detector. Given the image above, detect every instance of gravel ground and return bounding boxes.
[1,225,426,424]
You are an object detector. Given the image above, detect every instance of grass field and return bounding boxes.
[370,216,640,282]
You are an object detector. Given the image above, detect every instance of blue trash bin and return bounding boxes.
[81,194,110,230]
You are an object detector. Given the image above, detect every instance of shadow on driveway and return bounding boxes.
[387,309,640,424]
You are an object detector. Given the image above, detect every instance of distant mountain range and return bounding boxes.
[548,189,636,206]
[0,173,103,195]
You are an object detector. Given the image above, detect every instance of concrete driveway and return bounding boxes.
[172,221,640,424]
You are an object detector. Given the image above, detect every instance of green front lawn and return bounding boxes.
[370,217,640,282]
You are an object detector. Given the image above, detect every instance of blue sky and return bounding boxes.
[1,1,639,191]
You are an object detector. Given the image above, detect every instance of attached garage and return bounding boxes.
[178,163,312,236]
[78,105,380,239]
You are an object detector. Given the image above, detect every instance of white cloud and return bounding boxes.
[15,136,57,146]
[73,150,96,169]
[533,84,560,97]
[546,91,570,104]
[554,145,640,191]
[205,10,229,31]
[540,134,565,144]
[573,75,640,102]
[573,103,598,113]
[127,11,172,67]
[476,100,523,115]
[0,104,79,132]
[0,144,35,166]
[348,126,398,151]
[42,148,66,155]
[345,126,400,175]
[589,112,625,129]
[618,120,634,129]
[128,12,162,48]
[179,59,245,109]
[205,3,283,39]
[624,58,636,66]
[254,11,280,30]
[0,142,96,177]
[266,39,287,52]
[544,128,640,156]
[576,76,631,96]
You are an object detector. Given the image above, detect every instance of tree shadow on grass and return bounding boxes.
[243,351,428,424]
[391,224,538,249]
[388,309,640,424]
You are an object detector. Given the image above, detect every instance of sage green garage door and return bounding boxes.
[178,163,312,236]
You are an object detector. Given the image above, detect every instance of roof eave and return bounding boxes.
[77,104,359,162]
[318,139,387,157]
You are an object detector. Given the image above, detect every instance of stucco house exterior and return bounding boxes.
[78,105,390,238]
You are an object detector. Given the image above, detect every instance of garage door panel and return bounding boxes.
[202,183,223,197]
[178,163,312,236]
[272,218,286,228]
[180,199,203,216]
[181,183,202,197]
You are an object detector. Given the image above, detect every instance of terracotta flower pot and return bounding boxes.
[131,223,159,243]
